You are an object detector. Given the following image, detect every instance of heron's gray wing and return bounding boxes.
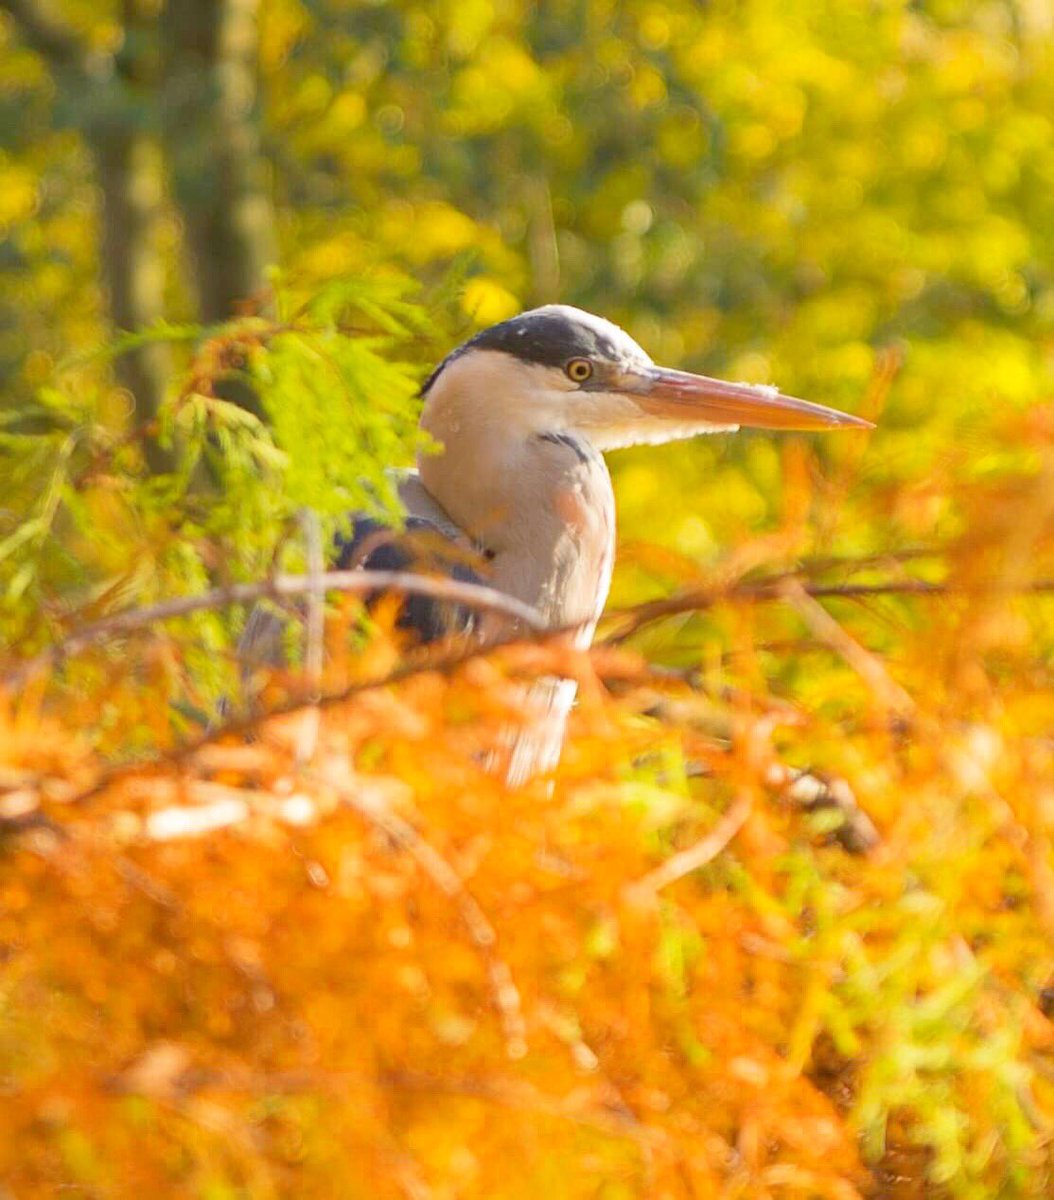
[394,470,470,543]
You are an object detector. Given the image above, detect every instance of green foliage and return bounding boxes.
[0,273,436,695]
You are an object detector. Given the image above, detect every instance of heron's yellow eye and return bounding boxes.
[566,358,593,383]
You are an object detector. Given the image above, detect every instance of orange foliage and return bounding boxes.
[3,612,1054,1196]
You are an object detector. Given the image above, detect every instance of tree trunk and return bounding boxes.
[160,0,276,324]
[92,128,173,474]
[1,0,173,470]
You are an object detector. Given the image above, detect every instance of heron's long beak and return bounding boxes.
[627,365,874,431]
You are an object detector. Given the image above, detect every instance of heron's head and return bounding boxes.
[420,304,872,451]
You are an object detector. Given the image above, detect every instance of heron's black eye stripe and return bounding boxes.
[565,357,594,383]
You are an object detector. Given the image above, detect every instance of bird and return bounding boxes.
[247,305,872,782]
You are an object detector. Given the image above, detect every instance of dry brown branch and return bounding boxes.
[2,637,798,838]
[3,568,550,687]
[604,576,1054,643]
[11,562,1054,694]
[15,635,537,825]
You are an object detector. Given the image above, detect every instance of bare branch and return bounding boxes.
[21,635,542,825]
[13,563,1054,830]
[605,576,1054,642]
[6,629,764,835]
[17,567,1054,691]
[3,568,550,687]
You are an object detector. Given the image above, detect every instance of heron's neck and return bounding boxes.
[418,392,615,635]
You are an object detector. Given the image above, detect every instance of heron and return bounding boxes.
[251,305,872,782]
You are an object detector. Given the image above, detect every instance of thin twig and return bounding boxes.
[626,791,753,899]
[604,576,1054,642]
[5,633,796,833]
[780,579,915,717]
[11,566,1054,691]
[3,568,548,687]
[793,546,941,574]
[13,570,1054,823]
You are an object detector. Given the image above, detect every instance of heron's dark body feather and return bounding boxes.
[333,514,485,642]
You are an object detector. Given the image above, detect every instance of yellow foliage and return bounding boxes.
[460,276,520,325]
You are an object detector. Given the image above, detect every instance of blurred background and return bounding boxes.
[5,0,1054,523]
[4,2,1054,1197]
